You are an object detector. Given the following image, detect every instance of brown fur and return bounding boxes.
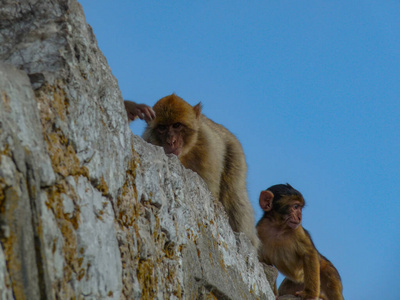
[142,94,259,248]
[257,184,343,300]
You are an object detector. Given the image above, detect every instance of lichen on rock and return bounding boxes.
[0,0,276,299]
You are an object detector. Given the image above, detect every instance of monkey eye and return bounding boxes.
[172,122,182,128]
[293,204,300,209]
[157,125,167,132]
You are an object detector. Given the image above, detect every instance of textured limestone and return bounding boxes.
[0,233,13,299]
[0,0,276,299]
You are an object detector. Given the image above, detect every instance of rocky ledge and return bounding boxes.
[0,0,276,299]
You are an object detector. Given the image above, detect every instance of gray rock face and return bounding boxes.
[0,0,276,299]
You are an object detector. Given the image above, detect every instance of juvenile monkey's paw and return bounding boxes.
[295,290,319,300]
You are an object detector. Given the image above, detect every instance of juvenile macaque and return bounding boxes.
[125,94,259,248]
[257,184,343,300]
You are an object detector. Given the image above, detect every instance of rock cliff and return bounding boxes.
[0,0,276,299]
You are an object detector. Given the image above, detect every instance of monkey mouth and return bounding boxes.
[164,147,182,156]
[288,221,301,229]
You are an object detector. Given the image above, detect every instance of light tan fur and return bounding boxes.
[142,94,259,248]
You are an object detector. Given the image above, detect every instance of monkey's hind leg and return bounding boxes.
[278,278,304,297]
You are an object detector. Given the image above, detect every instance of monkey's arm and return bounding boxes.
[124,100,155,122]
[297,247,320,299]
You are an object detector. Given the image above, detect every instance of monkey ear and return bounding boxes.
[193,102,202,119]
[259,190,274,212]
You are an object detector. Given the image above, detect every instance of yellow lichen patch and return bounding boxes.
[187,228,199,245]
[208,251,214,265]
[205,292,218,300]
[1,91,11,112]
[77,257,84,268]
[173,284,183,299]
[117,158,139,206]
[119,242,137,298]
[115,148,185,299]
[163,242,176,259]
[52,238,58,254]
[0,178,6,214]
[96,208,105,221]
[208,236,227,272]
[0,187,25,299]
[96,176,109,197]
[45,181,88,292]
[223,242,228,251]
[80,71,87,80]
[115,184,140,228]
[115,153,147,298]
[137,260,157,299]
[0,231,24,299]
[114,153,141,228]
[165,262,182,299]
[127,149,139,178]
[218,254,226,272]
[35,83,88,180]
[44,130,89,178]
[249,285,256,295]
[1,145,12,158]
[0,146,11,167]
[35,82,70,123]
[77,268,85,281]
[95,202,108,221]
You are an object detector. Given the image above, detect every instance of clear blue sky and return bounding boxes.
[79,1,400,299]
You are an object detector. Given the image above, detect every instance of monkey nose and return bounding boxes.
[167,139,176,146]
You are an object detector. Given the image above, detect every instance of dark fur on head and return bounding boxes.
[266,183,304,216]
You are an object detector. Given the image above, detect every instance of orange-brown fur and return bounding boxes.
[256,184,343,300]
[142,94,259,248]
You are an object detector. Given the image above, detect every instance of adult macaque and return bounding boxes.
[257,184,343,300]
[124,94,259,248]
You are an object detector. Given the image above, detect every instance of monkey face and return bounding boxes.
[259,184,305,230]
[156,122,185,156]
[146,94,201,157]
[276,195,304,230]
[284,202,303,230]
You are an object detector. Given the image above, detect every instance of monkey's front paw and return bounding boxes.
[295,290,318,300]
[136,104,156,122]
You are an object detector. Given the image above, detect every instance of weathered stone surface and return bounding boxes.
[0,233,13,299]
[0,62,43,300]
[0,0,275,299]
[262,263,279,293]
